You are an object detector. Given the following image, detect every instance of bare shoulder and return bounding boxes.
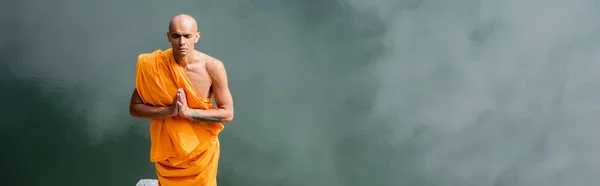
[193,51,225,73]
[206,58,225,71]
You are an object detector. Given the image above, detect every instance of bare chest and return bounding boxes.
[180,64,212,98]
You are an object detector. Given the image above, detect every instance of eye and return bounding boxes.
[171,34,181,38]
[184,34,193,38]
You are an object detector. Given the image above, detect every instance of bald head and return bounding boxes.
[166,14,200,59]
[169,14,198,32]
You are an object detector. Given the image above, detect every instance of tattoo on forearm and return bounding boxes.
[191,112,222,122]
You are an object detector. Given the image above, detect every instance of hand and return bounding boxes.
[167,89,181,117]
[176,88,191,119]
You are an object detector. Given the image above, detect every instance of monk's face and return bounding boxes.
[167,18,199,57]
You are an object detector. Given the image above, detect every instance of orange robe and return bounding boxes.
[135,48,225,186]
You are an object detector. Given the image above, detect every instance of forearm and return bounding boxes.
[186,108,233,123]
[130,104,175,119]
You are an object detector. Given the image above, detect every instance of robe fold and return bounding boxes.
[135,48,224,186]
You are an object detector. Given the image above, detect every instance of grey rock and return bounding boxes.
[136,179,158,186]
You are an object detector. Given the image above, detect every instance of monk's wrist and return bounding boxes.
[182,109,193,119]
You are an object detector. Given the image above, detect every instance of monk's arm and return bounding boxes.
[129,89,177,119]
[187,108,232,123]
[186,60,234,123]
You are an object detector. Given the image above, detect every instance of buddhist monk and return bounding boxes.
[129,14,234,186]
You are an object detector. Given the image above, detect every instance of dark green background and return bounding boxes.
[2,0,600,185]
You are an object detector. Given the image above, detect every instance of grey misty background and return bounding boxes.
[1,0,600,185]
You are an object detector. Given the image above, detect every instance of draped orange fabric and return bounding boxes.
[135,48,225,186]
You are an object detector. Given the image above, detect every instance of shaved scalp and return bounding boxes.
[166,14,201,62]
[169,14,198,33]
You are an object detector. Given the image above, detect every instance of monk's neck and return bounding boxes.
[173,53,194,66]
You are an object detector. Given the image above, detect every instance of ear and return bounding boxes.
[195,32,201,43]
[166,32,170,41]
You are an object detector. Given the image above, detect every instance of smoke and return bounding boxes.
[348,0,600,185]
[4,0,600,185]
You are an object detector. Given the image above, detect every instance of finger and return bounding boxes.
[180,99,186,105]
[174,91,181,101]
[180,93,186,101]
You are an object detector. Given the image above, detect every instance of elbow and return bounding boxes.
[222,118,233,123]
[129,111,138,118]
[222,116,233,123]
[221,110,234,123]
[130,112,140,118]
[129,105,140,118]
